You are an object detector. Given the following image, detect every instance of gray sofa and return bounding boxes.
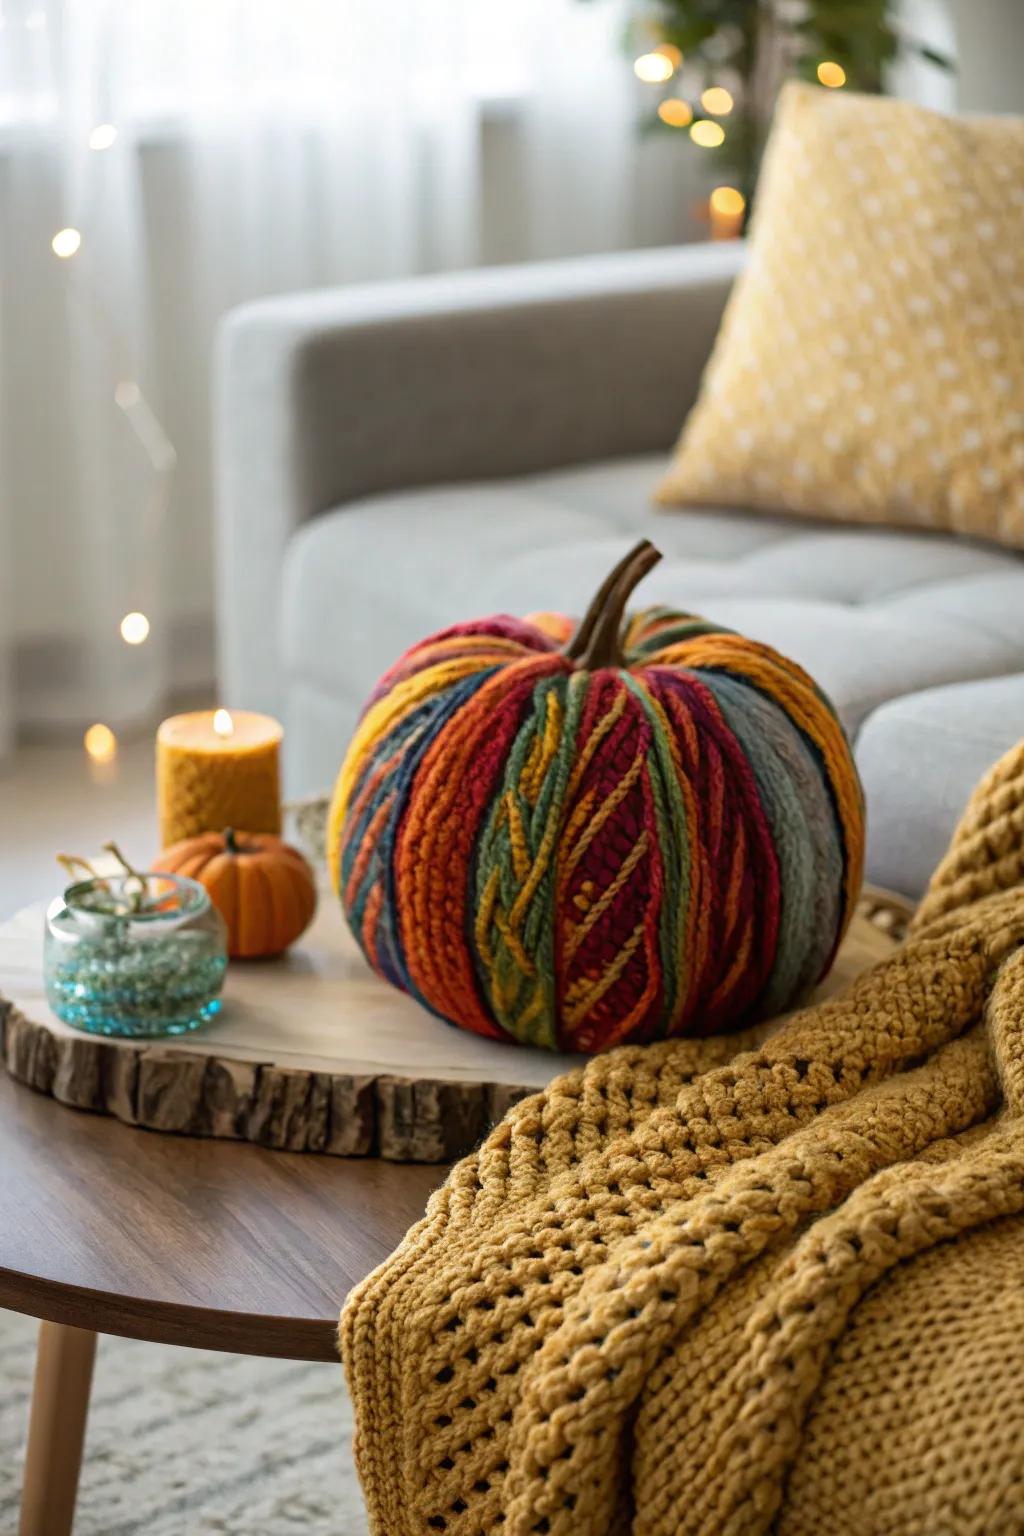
[215,241,1024,899]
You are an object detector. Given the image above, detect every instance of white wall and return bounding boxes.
[951,0,1024,110]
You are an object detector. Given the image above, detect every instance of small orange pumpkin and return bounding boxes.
[155,828,317,959]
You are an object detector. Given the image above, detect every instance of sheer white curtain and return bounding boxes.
[0,0,658,752]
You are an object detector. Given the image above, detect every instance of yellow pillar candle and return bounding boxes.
[708,185,746,242]
[157,709,283,849]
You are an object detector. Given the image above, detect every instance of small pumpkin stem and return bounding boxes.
[57,853,102,885]
[563,540,663,670]
[102,841,147,912]
[224,828,239,854]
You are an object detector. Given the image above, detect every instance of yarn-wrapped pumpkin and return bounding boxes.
[328,541,864,1052]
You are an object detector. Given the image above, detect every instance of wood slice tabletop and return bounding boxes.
[0,889,909,1164]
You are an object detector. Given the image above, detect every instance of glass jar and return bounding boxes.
[43,874,228,1038]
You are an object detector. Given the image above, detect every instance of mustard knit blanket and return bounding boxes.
[342,743,1024,1536]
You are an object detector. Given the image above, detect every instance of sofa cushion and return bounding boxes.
[658,82,1024,550]
[857,674,1024,898]
[281,451,1024,894]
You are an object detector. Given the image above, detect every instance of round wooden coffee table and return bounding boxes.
[0,887,907,1534]
[0,1069,443,1535]
[0,886,582,1536]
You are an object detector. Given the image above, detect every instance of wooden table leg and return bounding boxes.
[19,1321,97,1536]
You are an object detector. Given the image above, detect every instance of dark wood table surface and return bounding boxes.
[0,1070,446,1362]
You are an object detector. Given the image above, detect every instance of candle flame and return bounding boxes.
[213,709,234,739]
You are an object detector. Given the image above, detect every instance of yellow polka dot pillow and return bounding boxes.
[657,82,1024,548]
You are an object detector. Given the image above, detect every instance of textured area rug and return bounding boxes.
[0,1309,368,1535]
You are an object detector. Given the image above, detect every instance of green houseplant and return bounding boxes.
[619,1,953,216]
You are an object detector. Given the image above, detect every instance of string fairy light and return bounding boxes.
[50,128,179,729]
[700,86,734,116]
[119,611,150,646]
[690,120,725,148]
[817,61,846,88]
[658,98,693,129]
[115,380,177,473]
[51,227,81,258]
[634,52,675,84]
[88,124,118,151]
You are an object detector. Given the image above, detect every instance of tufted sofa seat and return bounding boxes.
[216,243,1024,898]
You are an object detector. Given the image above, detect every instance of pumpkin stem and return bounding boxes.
[57,853,101,884]
[563,539,663,670]
[101,841,148,912]
[224,828,239,854]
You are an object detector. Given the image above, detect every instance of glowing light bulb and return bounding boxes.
[89,124,118,151]
[51,228,82,259]
[213,709,234,738]
[700,86,734,116]
[658,98,693,128]
[690,120,725,148]
[119,611,150,645]
[817,61,846,88]
[634,52,675,84]
[84,723,117,764]
[655,44,683,69]
[709,186,746,217]
[114,380,140,409]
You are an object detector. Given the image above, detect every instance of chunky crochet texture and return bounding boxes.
[328,543,864,1051]
[342,740,1024,1535]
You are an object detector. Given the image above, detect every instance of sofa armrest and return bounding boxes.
[214,241,745,717]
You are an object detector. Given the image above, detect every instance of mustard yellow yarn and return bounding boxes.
[658,82,1024,549]
[342,739,1024,1535]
